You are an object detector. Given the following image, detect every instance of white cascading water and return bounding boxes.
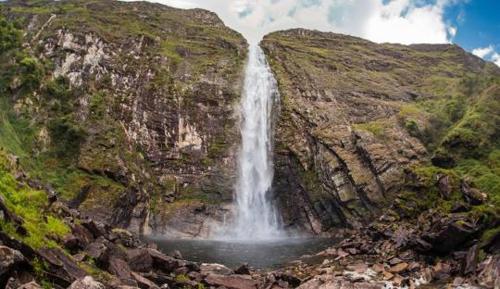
[224,43,282,240]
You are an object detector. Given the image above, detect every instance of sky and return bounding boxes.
[121,0,500,66]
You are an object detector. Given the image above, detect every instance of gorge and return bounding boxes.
[0,1,499,289]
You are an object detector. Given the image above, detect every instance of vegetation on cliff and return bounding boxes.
[0,0,247,236]
[262,29,500,242]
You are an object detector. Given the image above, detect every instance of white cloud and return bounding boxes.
[472,46,494,58]
[122,0,461,45]
[472,45,500,67]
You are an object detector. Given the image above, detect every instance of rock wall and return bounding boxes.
[1,0,247,236]
[261,29,500,233]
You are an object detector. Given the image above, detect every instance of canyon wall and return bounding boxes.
[262,29,500,233]
[1,0,247,236]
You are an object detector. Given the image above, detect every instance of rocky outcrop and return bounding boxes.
[1,0,247,236]
[261,29,500,233]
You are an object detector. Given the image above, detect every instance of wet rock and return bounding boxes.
[68,276,105,289]
[204,274,259,289]
[38,248,87,286]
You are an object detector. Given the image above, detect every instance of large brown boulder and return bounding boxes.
[37,248,87,287]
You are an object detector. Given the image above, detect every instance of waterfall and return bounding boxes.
[224,43,282,240]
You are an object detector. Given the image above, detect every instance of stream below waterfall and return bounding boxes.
[146,237,336,269]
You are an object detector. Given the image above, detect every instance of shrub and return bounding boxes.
[0,16,21,54]
[48,118,87,158]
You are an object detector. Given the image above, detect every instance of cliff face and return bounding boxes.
[261,29,500,233]
[0,0,247,236]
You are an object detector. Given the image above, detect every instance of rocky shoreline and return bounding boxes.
[1,179,498,289]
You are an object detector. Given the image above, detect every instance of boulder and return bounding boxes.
[147,249,182,273]
[464,244,479,275]
[0,232,36,259]
[461,182,487,205]
[85,239,109,263]
[389,262,408,274]
[437,175,451,199]
[234,263,250,275]
[477,256,500,288]
[68,276,106,289]
[420,216,478,253]
[112,229,141,248]
[126,248,153,272]
[0,246,25,277]
[37,248,87,286]
[70,224,94,249]
[131,272,160,289]
[81,220,108,239]
[200,263,233,276]
[204,274,259,289]
[108,258,133,281]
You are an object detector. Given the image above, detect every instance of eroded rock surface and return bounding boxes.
[261,29,500,233]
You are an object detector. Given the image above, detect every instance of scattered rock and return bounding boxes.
[0,246,25,277]
[461,181,487,205]
[389,262,408,273]
[108,257,133,281]
[437,175,451,199]
[235,263,251,275]
[204,274,259,289]
[127,248,153,272]
[200,263,234,276]
[131,272,160,289]
[68,276,106,289]
[38,248,86,286]
[464,244,479,275]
